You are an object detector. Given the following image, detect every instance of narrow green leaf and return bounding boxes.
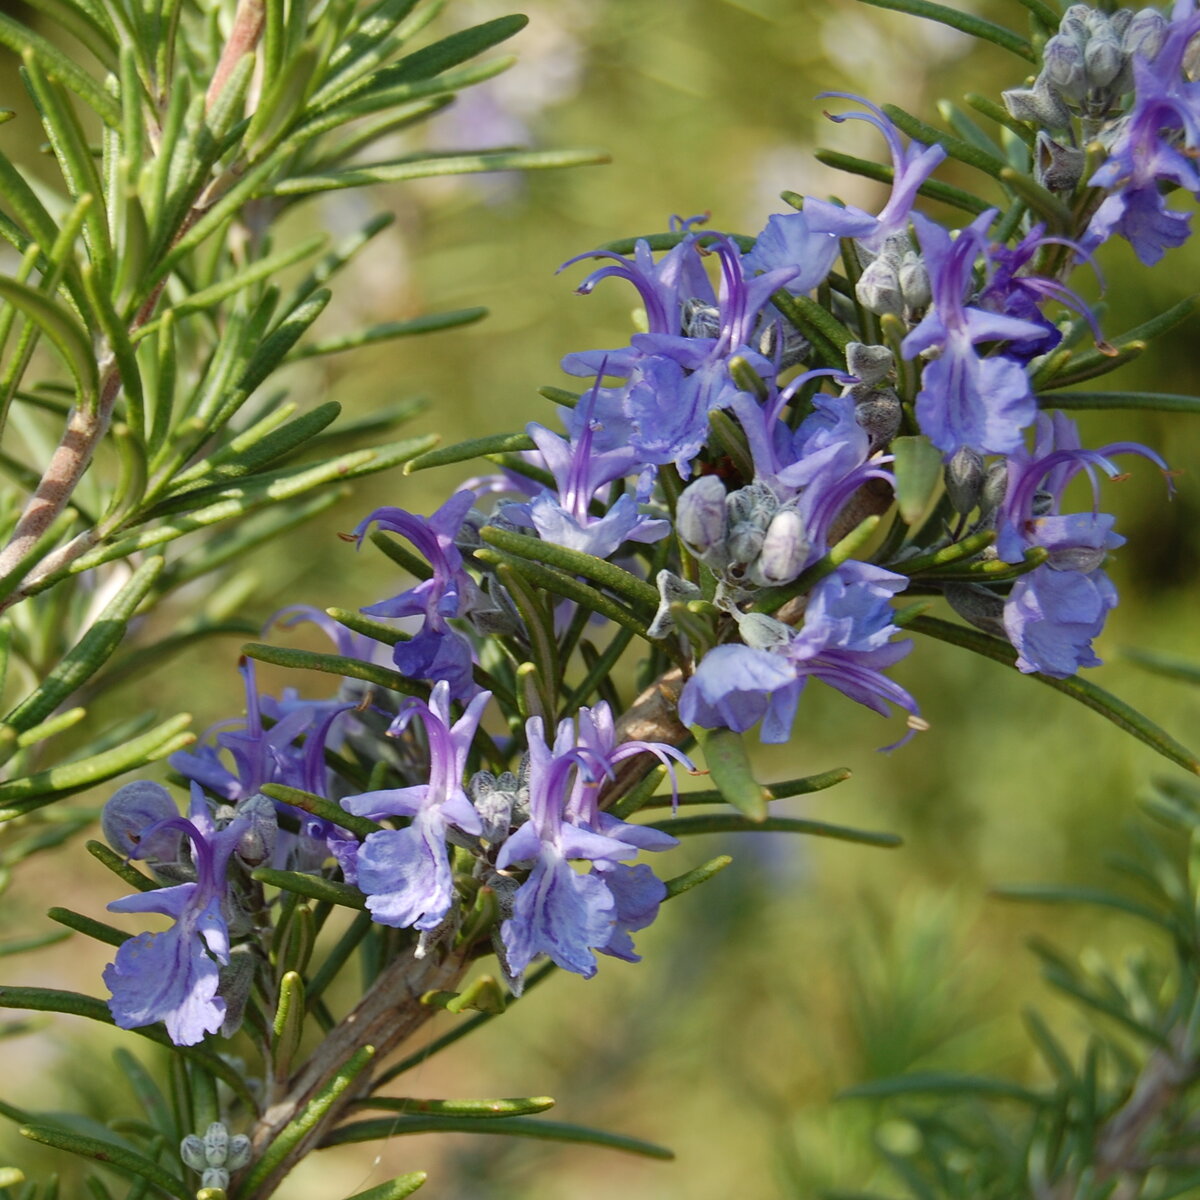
[19,1125,187,1197]
[478,526,658,615]
[770,288,850,365]
[404,430,533,474]
[0,276,98,401]
[3,558,163,733]
[260,782,381,838]
[1125,648,1200,685]
[291,307,488,360]
[252,867,366,910]
[343,1176,427,1200]
[499,566,559,720]
[882,102,1011,178]
[1038,390,1200,414]
[993,883,1172,929]
[272,971,305,1077]
[694,727,767,822]
[750,515,882,614]
[814,149,990,216]
[86,840,158,892]
[649,813,901,847]
[840,1071,1044,1105]
[892,435,942,526]
[360,1096,554,1118]
[907,615,1200,774]
[853,0,1035,62]
[81,266,143,433]
[1012,0,1061,30]
[15,705,86,748]
[0,928,71,955]
[242,642,425,698]
[46,906,130,947]
[998,166,1073,229]
[892,530,995,575]
[238,1045,376,1196]
[663,854,732,899]
[963,92,1033,143]
[272,148,610,197]
[0,715,192,821]
[0,15,122,123]
[323,1114,673,1159]
[652,767,853,810]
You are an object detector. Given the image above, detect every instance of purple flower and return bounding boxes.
[902,211,1046,456]
[358,491,484,700]
[679,562,921,745]
[741,210,840,295]
[496,706,685,980]
[103,786,248,1046]
[803,94,947,253]
[994,411,1167,676]
[341,682,489,931]
[1086,4,1200,264]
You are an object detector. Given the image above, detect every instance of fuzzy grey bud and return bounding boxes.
[1044,34,1088,101]
[943,583,1007,638]
[682,298,721,339]
[735,611,794,651]
[1185,32,1200,82]
[181,1135,207,1172]
[202,1167,230,1189]
[757,320,810,371]
[1084,29,1123,89]
[647,569,702,640]
[727,521,765,566]
[1035,132,1085,194]
[854,390,902,451]
[102,781,186,864]
[1059,6,1091,43]
[749,508,809,587]
[855,254,904,316]
[1003,81,1071,129]
[945,447,985,514]
[846,342,894,387]
[1123,8,1167,64]
[980,461,1009,517]
[227,1135,251,1170]
[219,946,257,1038]
[235,794,277,867]
[898,251,931,312]
[1048,545,1107,572]
[676,475,728,557]
[203,1122,228,1167]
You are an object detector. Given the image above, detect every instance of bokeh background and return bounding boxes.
[4,0,1200,1195]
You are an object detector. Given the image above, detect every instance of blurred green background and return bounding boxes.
[4,0,1200,1195]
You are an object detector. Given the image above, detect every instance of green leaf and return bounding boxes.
[238,1045,376,1196]
[0,928,71,956]
[3,557,164,734]
[693,728,768,822]
[252,867,367,910]
[322,1114,673,1160]
[0,15,122,123]
[651,767,853,810]
[19,1125,187,1197]
[892,530,995,576]
[261,782,381,838]
[272,971,305,1077]
[46,907,130,948]
[0,714,192,821]
[992,883,1173,930]
[1038,390,1200,414]
[814,149,990,216]
[478,525,658,615]
[853,0,1035,62]
[906,615,1200,774]
[404,430,533,474]
[1125,648,1200,685]
[998,166,1073,230]
[86,839,158,892]
[0,276,98,402]
[356,1096,554,1118]
[242,642,425,699]
[892,435,942,526]
[343,1176,427,1200]
[882,103,1010,179]
[272,148,610,197]
[770,288,851,366]
[840,1071,1044,1105]
[663,854,732,899]
[291,307,488,360]
[649,813,901,847]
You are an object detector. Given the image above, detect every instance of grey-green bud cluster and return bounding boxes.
[180,1122,250,1190]
[855,234,929,318]
[1005,4,1168,130]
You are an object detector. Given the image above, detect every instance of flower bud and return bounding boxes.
[102,781,184,863]
[204,1122,229,1167]
[1003,81,1071,129]
[1084,29,1123,89]
[898,251,931,311]
[227,1135,251,1170]
[735,611,794,651]
[681,298,721,340]
[1123,9,1167,63]
[676,475,728,557]
[1035,132,1085,194]
[727,521,765,566]
[944,583,1007,638]
[749,508,809,587]
[846,342,894,387]
[235,794,277,866]
[1043,34,1087,102]
[854,390,902,451]
[757,320,810,371]
[202,1167,230,1189]
[1107,8,1133,41]
[181,1136,207,1172]
[855,254,903,316]
[1047,544,1106,573]
[980,461,1009,517]
[945,447,985,514]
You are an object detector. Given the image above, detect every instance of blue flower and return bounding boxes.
[902,211,1046,456]
[678,562,921,745]
[103,786,248,1047]
[341,682,489,931]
